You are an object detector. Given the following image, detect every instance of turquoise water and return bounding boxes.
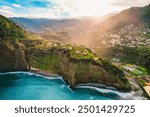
[0,72,142,100]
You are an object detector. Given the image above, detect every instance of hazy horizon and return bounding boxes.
[0,0,150,18]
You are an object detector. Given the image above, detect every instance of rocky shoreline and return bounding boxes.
[30,68,148,99]
[30,68,126,92]
[30,68,60,77]
[0,69,147,100]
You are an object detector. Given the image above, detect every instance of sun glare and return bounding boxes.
[60,0,124,17]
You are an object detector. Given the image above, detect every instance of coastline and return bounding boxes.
[30,68,147,98]
[76,83,118,91]
[0,69,147,100]
[30,68,60,77]
[30,68,125,92]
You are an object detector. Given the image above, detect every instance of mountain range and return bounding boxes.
[0,13,132,91]
[10,4,150,33]
[9,4,150,47]
[95,4,150,33]
[1,3,150,92]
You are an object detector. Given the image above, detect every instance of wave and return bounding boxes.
[76,85,147,100]
[0,71,62,80]
[0,71,147,100]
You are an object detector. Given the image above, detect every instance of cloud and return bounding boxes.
[1,6,13,10]
[0,0,150,18]
[110,0,150,7]
[0,9,14,16]
[47,0,115,17]
[0,0,118,18]
[12,4,22,8]
[0,6,15,17]
[0,5,23,17]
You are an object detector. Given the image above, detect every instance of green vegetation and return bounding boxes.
[0,15,29,72]
[63,44,96,60]
[0,15,26,41]
[108,45,150,73]
[136,78,147,86]
[31,55,59,72]
[140,4,150,23]
[0,14,132,91]
[27,42,131,91]
[143,33,150,38]
[121,64,148,76]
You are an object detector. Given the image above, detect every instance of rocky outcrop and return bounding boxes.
[0,14,131,92]
[0,41,29,72]
[0,15,29,72]
[29,46,131,92]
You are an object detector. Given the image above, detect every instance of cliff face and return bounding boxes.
[0,41,29,72]
[0,15,29,72]
[0,14,131,91]
[28,42,131,91]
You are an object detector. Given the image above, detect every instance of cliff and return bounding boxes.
[0,14,131,91]
[27,40,131,91]
[0,15,29,72]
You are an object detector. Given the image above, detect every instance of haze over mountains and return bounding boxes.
[9,4,150,47]
[95,4,150,32]
[10,15,112,45]
[0,13,132,92]
[1,2,150,99]
[10,16,108,33]
[10,4,150,31]
[10,5,150,48]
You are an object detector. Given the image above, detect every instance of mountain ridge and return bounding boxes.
[95,4,150,33]
[0,14,131,91]
[0,15,29,72]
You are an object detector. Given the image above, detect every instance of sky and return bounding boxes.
[0,0,150,18]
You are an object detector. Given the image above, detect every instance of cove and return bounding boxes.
[0,72,145,100]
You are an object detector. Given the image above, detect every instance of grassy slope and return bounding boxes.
[24,39,131,91]
[0,15,26,41]
[0,14,131,91]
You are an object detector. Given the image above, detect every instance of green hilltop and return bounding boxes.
[0,15,29,72]
[0,14,131,91]
[0,15,26,41]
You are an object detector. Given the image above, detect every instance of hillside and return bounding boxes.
[0,15,26,41]
[0,15,29,72]
[82,4,150,96]
[95,4,150,33]
[0,14,132,91]
[22,38,131,91]
[9,4,150,48]
[10,18,91,33]
[90,4,150,74]
[10,17,107,45]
